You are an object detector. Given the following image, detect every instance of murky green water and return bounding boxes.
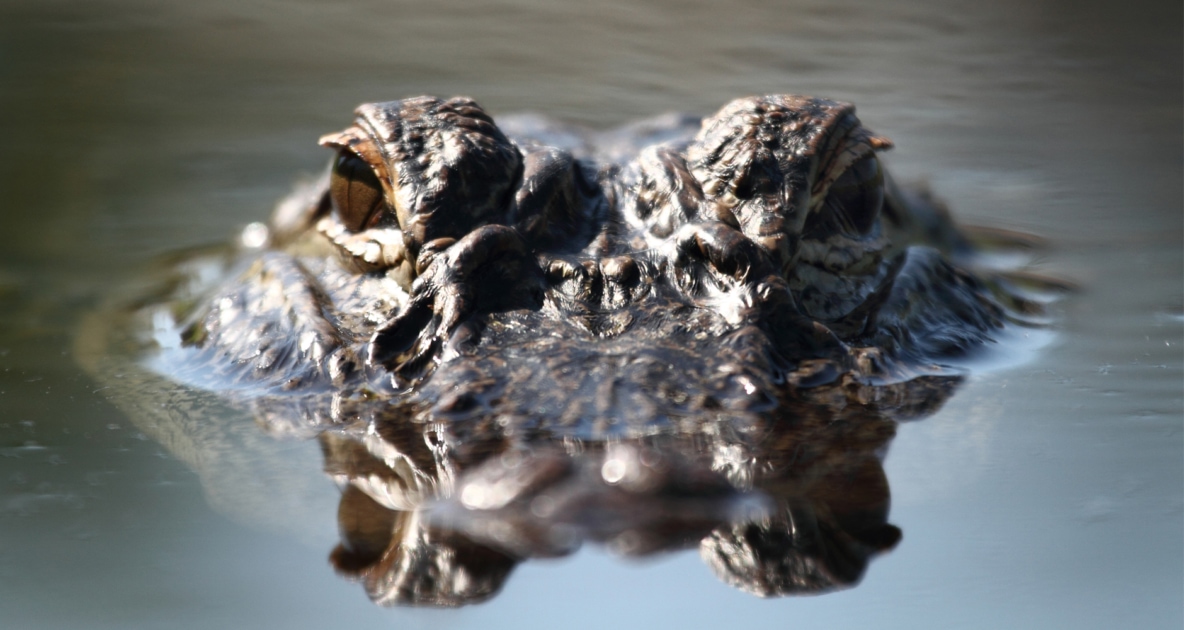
[1,1,1180,628]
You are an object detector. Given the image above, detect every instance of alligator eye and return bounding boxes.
[824,155,884,236]
[330,151,386,232]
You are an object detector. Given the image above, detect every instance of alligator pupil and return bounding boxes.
[330,151,386,232]
[825,155,884,236]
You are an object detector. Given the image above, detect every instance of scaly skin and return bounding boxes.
[178,94,1007,422]
[90,95,1055,606]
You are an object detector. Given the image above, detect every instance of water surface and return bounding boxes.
[1,1,1180,628]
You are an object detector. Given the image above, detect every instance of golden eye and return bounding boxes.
[824,155,884,236]
[329,151,386,232]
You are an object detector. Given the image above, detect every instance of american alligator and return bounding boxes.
[175,94,1016,412]
[79,94,1058,606]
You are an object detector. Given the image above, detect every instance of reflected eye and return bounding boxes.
[824,155,884,236]
[330,151,386,232]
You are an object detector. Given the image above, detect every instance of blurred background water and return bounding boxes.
[0,1,1180,628]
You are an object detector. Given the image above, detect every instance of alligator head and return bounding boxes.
[135,94,1055,606]
[182,95,1013,425]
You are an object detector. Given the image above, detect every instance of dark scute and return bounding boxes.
[825,155,883,236]
[330,151,386,232]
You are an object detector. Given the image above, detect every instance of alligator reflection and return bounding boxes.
[74,92,1068,609]
[303,375,954,606]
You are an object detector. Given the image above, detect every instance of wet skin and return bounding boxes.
[185,94,1007,412]
[110,95,1053,606]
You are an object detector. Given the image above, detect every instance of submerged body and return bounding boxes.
[95,94,1054,606]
